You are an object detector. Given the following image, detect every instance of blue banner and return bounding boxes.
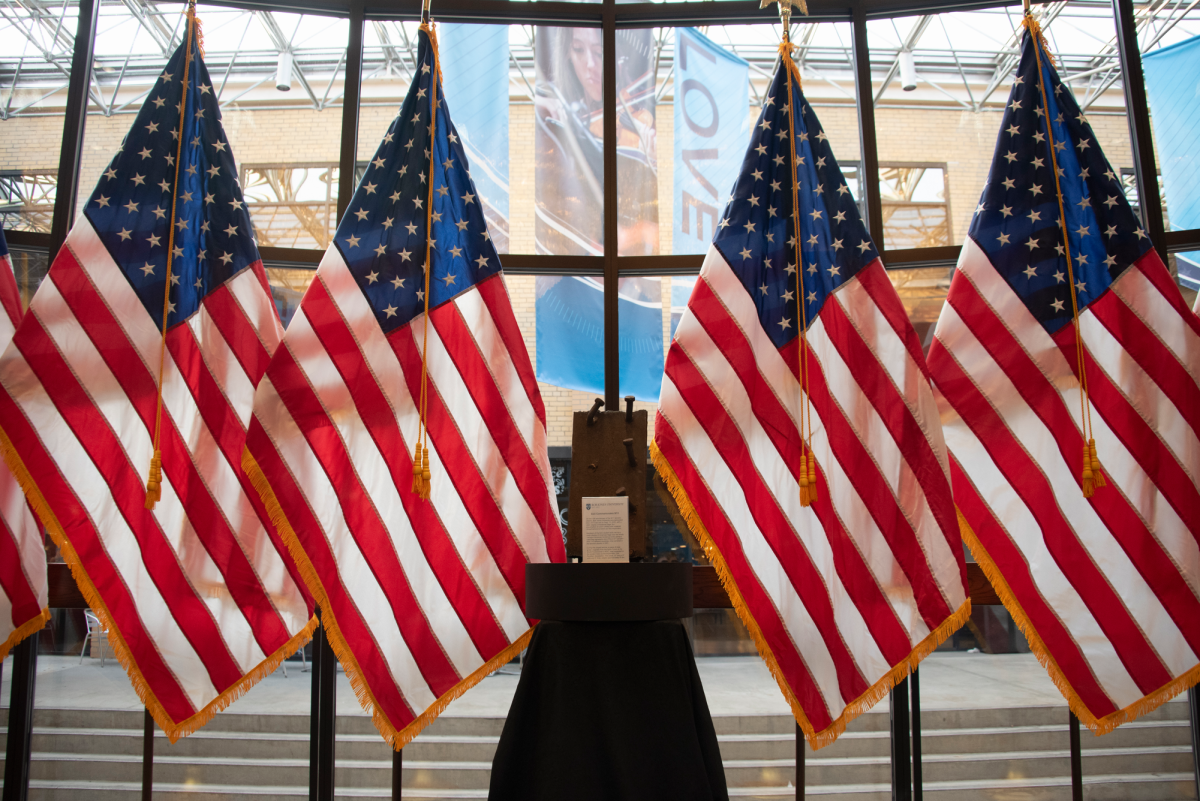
[673,28,749,254]
[438,23,510,252]
[535,276,665,401]
[1143,35,1200,290]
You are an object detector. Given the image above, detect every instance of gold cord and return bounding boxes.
[780,40,817,508]
[1024,13,1104,497]
[145,1,197,510]
[412,21,441,501]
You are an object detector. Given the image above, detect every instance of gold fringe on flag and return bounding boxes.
[651,441,971,749]
[243,447,534,751]
[958,509,1200,735]
[0,420,317,742]
[0,608,51,663]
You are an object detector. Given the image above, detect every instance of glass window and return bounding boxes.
[867,3,1137,257]
[879,164,951,249]
[0,172,57,234]
[531,26,608,256]
[0,0,70,227]
[621,23,858,257]
[1137,4,1200,300]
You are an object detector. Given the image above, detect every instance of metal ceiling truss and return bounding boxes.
[0,0,1194,119]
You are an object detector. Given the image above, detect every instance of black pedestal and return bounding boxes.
[488,565,728,801]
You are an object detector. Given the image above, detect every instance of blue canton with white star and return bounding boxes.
[970,30,1151,335]
[335,26,502,334]
[84,29,259,332]
[712,59,877,348]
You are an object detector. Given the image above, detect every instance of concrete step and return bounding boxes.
[23,727,499,762]
[8,702,1196,800]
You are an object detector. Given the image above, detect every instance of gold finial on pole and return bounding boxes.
[762,0,808,38]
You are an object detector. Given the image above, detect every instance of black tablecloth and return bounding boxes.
[488,619,729,801]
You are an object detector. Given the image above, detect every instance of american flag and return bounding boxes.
[0,228,49,661]
[929,23,1200,734]
[651,45,970,747]
[243,24,564,749]
[0,17,314,741]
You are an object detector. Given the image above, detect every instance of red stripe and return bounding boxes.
[0,510,42,628]
[244,416,418,728]
[389,324,534,610]
[667,343,871,703]
[934,284,1176,694]
[0,385,196,720]
[778,334,955,630]
[204,281,272,384]
[1129,250,1200,340]
[1089,292,1200,444]
[54,254,293,658]
[945,450,1118,718]
[301,281,512,659]
[855,261,931,379]
[819,287,966,595]
[686,278,917,665]
[654,413,835,731]
[11,307,248,695]
[476,274,546,427]
[429,299,561,549]
[266,343,463,697]
[0,256,21,329]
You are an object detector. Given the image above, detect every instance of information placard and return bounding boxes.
[581,496,629,563]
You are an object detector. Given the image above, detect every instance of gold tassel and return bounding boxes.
[807,449,818,504]
[411,445,424,495]
[419,444,432,500]
[144,451,162,510]
[1088,438,1106,490]
[1081,443,1095,498]
[799,450,811,507]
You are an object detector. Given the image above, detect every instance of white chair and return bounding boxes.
[279,644,309,677]
[80,610,108,666]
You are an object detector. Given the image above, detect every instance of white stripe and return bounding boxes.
[284,306,484,677]
[1110,266,1200,385]
[673,315,894,686]
[253,371,439,714]
[226,267,283,361]
[487,275,559,519]
[659,374,846,718]
[835,275,952,485]
[934,301,1198,686]
[0,347,219,709]
[30,277,270,675]
[453,289,552,489]
[317,255,531,640]
[189,304,256,426]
